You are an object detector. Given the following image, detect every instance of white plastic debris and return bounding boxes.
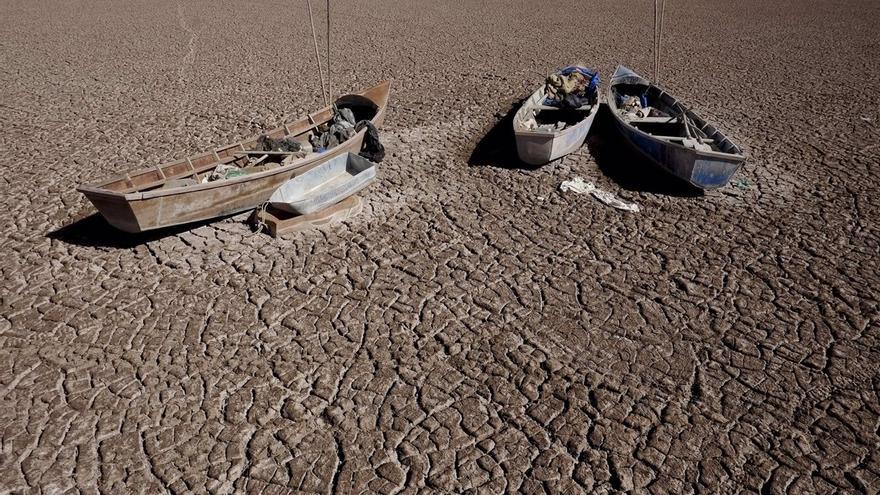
[524,117,565,132]
[559,177,640,212]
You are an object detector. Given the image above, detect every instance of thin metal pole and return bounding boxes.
[654,0,666,84]
[660,0,665,84]
[326,0,332,104]
[654,0,659,82]
[307,0,328,106]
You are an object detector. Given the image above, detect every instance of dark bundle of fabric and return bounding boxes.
[311,107,358,150]
[257,135,302,152]
[308,107,385,162]
[355,120,385,162]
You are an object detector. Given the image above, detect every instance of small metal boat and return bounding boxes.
[77,81,390,232]
[513,67,600,165]
[268,152,377,215]
[606,65,745,189]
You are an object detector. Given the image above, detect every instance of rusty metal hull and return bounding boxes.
[78,81,391,233]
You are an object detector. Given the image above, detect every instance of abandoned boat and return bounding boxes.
[77,81,391,233]
[269,152,376,215]
[606,65,744,189]
[513,66,600,165]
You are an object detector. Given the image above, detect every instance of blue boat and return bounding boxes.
[606,65,745,189]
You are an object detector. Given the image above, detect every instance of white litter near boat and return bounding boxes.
[559,177,640,212]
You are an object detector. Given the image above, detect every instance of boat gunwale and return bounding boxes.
[77,80,391,202]
[606,66,744,161]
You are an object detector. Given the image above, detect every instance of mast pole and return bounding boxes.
[306,0,328,106]
[326,0,332,105]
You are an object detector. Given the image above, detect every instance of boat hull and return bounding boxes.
[513,85,598,165]
[78,81,390,233]
[269,152,377,215]
[609,116,744,189]
[606,66,744,189]
[514,110,597,165]
[87,138,363,232]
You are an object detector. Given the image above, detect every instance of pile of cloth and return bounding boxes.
[523,119,566,132]
[543,66,600,109]
[257,135,312,156]
[206,163,248,182]
[616,93,669,119]
[311,106,385,162]
[311,107,358,151]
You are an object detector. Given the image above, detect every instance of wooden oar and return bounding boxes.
[234,150,305,156]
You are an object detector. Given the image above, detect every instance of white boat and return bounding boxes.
[268,152,377,215]
[513,68,600,165]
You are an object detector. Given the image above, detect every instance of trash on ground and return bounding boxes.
[559,177,640,212]
[732,178,751,189]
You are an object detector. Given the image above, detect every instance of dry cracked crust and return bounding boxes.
[0,0,878,493]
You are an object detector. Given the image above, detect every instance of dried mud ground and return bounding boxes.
[1,0,878,493]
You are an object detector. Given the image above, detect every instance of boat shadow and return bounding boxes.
[467,98,541,171]
[47,212,234,249]
[586,105,704,197]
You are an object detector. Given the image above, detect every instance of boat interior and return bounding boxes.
[533,91,597,126]
[92,95,380,195]
[515,84,598,133]
[533,107,592,127]
[276,153,375,205]
[610,82,741,155]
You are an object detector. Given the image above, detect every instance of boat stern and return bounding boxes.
[514,130,557,165]
[690,156,746,189]
[77,187,144,233]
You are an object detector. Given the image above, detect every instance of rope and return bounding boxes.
[252,200,270,236]
[306,0,328,106]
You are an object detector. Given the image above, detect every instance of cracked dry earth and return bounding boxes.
[1,0,878,493]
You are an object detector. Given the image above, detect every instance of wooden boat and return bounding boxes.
[77,81,391,233]
[513,71,599,165]
[269,152,377,215]
[606,66,744,189]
